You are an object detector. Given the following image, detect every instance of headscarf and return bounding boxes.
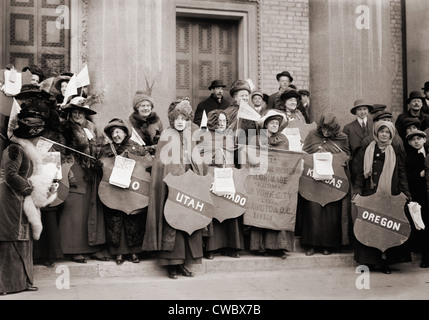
[363,121,396,194]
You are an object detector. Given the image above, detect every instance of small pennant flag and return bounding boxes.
[76,65,90,88]
[237,100,261,122]
[7,98,21,139]
[200,110,208,129]
[130,127,146,146]
[62,74,78,106]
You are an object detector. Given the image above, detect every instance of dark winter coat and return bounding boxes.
[194,94,231,127]
[129,111,163,147]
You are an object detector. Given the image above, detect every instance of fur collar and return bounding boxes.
[129,111,160,126]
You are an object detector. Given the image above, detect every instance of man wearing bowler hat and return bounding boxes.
[343,99,374,185]
[267,71,294,110]
[194,80,232,127]
[395,91,429,140]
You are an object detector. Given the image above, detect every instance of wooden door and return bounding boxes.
[176,18,238,111]
[5,0,70,77]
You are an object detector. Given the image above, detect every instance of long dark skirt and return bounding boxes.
[249,228,294,252]
[0,240,33,294]
[299,198,342,249]
[204,218,244,252]
[108,222,144,256]
[33,207,63,261]
[354,241,412,266]
[158,230,203,266]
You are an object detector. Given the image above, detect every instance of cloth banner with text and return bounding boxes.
[244,149,304,231]
[163,170,214,235]
[353,192,411,252]
[299,152,349,207]
[98,153,153,215]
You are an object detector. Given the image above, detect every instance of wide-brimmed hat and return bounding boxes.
[422,82,429,92]
[15,84,52,101]
[52,75,71,93]
[279,88,301,103]
[276,71,293,82]
[351,99,374,115]
[208,80,226,90]
[372,110,392,122]
[258,109,287,128]
[229,80,251,97]
[408,91,425,104]
[63,96,97,115]
[406,129,427,140]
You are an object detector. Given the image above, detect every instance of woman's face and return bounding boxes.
[252,95,263,107]
[61,81,68,96]
[321,126,333,138]
[234,90,249,104]
[137,101,152,118]
[217,113,227,131]
[266,119,280,134]
[174,114,187,131]
[110,127,127,144]
[377,126,392,143]
[71,109,86,125]
[285,97,298,111]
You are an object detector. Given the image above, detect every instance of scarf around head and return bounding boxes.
[363,121,396,194]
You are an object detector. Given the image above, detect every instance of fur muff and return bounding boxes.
[11,137,59,240]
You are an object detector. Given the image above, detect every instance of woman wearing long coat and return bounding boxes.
[59,96,107,263]
[101,118,149,265]
[142,99,208,279]
[353,121,412,273]
[200,110,245,259]
[299,113,351,256]
[0,105,54,294]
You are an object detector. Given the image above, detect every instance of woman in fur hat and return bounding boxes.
[58,96,109,263]
[277,88,305,125]
[143,99,208,279]
[128,91,163,156]
[0,107,58,294]
[101,118,148,265]
[298,113,351,257]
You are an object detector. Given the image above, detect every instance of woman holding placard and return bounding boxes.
[299,113,350,257]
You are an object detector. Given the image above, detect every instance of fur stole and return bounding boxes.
[10,136,58,240]
[129,111,162,146]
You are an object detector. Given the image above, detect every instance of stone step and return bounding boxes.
[34,250,358,281]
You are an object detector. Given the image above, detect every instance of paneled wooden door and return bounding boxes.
[5,0,70,77]
[176,17,238,112]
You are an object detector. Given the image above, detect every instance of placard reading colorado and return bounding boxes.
[244,150,304,231]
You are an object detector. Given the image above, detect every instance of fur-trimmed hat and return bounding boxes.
[279,88,301,103]
[168,99,193,127]
[15,84,52,101]
[229,80,251,97]
[133,91,154,110]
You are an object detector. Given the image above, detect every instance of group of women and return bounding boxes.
[0,69,426,295]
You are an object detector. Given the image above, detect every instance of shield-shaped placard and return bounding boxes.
[163,170,214,235]
[208,167,249,223]
[353,192,411,252]
[98,153,152,214]
[299,152,349,207]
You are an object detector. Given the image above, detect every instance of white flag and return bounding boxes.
[62,74,78,106]
[237,100,261,122]
[7,98,21,139]
[130,127,146,146]
[200,110,208,129]
[76,65,90,88]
